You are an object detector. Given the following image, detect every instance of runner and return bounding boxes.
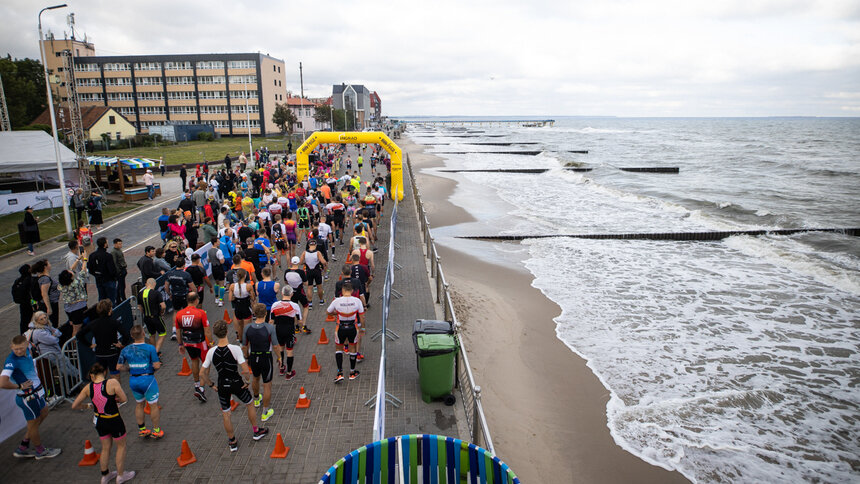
[174,293,211,403]
[208,238,227,307]
[186,254,213,305]
[256,267,280,321]
[117,326,164,439]
[242,303,280,422]
[325,196,346,246]
[138,278,167,354]
[165,259,194,312]
[300,239,327,309]
[227,268,256,340]
[1,335,61,459]
[76,300,130,379]
[270,286,301,379]
[296,200,312,244]
[283,257,311,333]
[71,363,134,483]
[326,283,365,383]
[284,212,298,258]
[200,320,269,452]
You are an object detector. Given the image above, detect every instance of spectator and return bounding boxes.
[111,238,128,301]
[87,237,118,305]
[12,264,35,334]
[32,260,60,328]
[58,268,88,335]
[144,169,155,200]
[22,206,39,256]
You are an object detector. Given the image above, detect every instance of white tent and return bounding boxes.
[0,131,80,215]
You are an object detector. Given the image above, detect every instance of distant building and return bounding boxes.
[41,35,288,137]
[370,92,382,123]
[285,96,327,133]
[31,105,136,142]
[331,84,374,130]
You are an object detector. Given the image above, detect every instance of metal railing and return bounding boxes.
[404,153,495,454]
[29,336,84,409]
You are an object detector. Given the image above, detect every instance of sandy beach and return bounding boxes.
[401,135,688,483]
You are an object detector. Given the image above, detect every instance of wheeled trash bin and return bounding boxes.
[413,320,458,405]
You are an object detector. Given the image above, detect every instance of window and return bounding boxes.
[232,119,260,128]
[274,79,277,86]
[135,77,162,86]
[76,78,102,87]
[229,75,256,84]
[107,92,134,101]
[169,106,197,114]
[168,91,197,100]
[164,61,192,70]
[198,76,226,85]
[103,63,130,71]
[212,120,230,128]
[104,77,133,86]
[138,92,164,100]
[117,107,136,116]
[231,104,259,114]
[139,106,165,115]
[76,63,99,72]
[273,65,276,72]
[278,66,280,73]
[230,90,258,99]
[198,91,227,99]
[166,76,194,85]
[196,60,224,70]
[78,93,103,102]
[109,116,116,125]
[139,121,166,128]
[134,62,161,71]
[228,60,256,69]
[116,131,122,139]
[200,105,228,114]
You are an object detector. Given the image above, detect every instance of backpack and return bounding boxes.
[86,198,97,210]
[12,275,31,304]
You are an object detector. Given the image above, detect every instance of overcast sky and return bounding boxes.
[3,0,859,116]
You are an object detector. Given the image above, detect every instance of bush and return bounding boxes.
[197,131,214,142]
[18,124,52,134]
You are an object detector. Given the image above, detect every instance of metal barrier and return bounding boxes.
[368,201,402,441]
[405,153,495,454]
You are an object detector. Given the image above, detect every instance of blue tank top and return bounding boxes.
[257,281,277,309]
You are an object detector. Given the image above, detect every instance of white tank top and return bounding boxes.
[233,282,250,298]
[304,250,321,270]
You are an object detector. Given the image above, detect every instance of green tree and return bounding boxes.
[100,132,111,151]
[314,105,332,127]
[272,102,297,134]
[331,108,348,131]
[0,55,47,127]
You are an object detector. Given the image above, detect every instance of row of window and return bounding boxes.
[137,120,258,129]
[112,105,261,116]
[79,93,103,102]
[77,76,259,87]
[79,60,257,72]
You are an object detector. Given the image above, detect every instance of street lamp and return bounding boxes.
[244,83,252,162]
[38,3,73,238]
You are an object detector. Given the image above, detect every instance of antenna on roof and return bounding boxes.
[67,12,76,39]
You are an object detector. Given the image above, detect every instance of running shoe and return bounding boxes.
[308,302,313,310]
[334,372,344,384]
[302,325,312,334]
[150,429,164,439]
[294,326,301,334]
[332,255,338,261]
[100,470,118,484]
[217,299,223,307]
[33,447,61,459]
[228,437,239,452]
[356,353,364,362]
[138,428,151,438]
[116,470,136,484]
[279,362,286,376]
[170,333,177,341]
[285,370,296,381]
[252,427,269,441]
[324,274,329,280]
[253,394,262,407]
[349,370,360,381]
[12,448,34,458]
[261,409,274,422]
[194,388,207,403]
[319,299,325,305]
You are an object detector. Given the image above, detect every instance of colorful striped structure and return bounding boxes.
[319,434,520,484]
[87,156,157,168]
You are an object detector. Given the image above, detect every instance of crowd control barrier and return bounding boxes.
[405,153,495,454]
[318,434,520,484]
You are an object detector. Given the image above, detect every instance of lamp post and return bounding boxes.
[244,83,252,162]
[38,3,73,238]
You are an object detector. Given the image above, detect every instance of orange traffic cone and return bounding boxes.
[325,311,336,322]
[77,440,100,466]
[230,399,239,412]
[308,354,321,373]
[176,439,197,467]
[177,358,192,376]
[318,328,329,345]
[144,402,163,415]
[223,309,232,324]
[270,433,290,458]
[295,387,310,409]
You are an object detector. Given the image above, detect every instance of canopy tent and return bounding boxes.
[87,156,160,202]
[0,131,78,175]
[87,156,157,168]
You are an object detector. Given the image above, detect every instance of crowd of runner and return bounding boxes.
[2,142,393,482]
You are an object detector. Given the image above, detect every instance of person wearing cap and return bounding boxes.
[283,256,310,332]
[144,169,155,200]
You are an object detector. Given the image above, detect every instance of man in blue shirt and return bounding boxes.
[220,229,236,272]
[118,325,164,439]
[0,335,61,459]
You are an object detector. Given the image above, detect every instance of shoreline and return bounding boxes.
[403,135,688,483]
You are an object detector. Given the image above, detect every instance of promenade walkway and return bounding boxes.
[0,145,464,482]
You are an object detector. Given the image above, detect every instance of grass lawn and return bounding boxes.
[90,135,301,165]
[0,202,142,256]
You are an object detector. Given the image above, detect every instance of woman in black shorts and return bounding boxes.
[228,269,256,339]
[72,363,135,483]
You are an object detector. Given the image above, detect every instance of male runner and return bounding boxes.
[165,259,194,312]
[208,238,227,307]
[270,286,302,379]
[138,278,167,354]
[242,304,280,422]
[326,284,365,383]
[174,293,211,402]
[284,257,310,332]
[1,335,61,459]
[118,325,164,439]
[201,320,269,451]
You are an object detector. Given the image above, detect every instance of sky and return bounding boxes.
[2,0,859,117]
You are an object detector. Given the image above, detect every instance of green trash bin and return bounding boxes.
[414,333,458,405]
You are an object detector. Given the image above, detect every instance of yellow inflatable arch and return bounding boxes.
[296,131,403,201]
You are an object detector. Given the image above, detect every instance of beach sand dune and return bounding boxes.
[403,136,688,483]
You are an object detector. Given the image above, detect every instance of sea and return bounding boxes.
[404,116,860,483]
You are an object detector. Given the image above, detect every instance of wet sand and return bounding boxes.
[403,136,688,483]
